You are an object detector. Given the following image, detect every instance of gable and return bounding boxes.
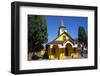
[55,33,69,41]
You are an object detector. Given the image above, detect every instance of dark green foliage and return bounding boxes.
[28,15,48,52]
[43,51,49,59]
[78,26,87,47]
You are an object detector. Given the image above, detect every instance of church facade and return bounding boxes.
[46,19,80,60]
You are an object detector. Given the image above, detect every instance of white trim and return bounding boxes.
[49,40,77,48]
[73,44,78,48]
[50,45,53,48]
[63,41,74,48]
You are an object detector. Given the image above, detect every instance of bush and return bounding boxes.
[43,51,49,59]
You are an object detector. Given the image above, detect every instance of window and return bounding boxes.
[63,36,66,41]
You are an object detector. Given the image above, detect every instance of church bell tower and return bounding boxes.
[58,18,67,36]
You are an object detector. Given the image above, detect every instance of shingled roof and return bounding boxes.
[47,32,77,45]
[48,41,65,45]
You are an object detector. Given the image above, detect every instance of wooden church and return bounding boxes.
[46,19,79,60]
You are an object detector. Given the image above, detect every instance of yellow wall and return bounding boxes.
[55,33,69,41]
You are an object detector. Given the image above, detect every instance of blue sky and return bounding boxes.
[45,16,88,42]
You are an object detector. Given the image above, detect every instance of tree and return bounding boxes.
[28,15,48,53]
[78,26,87,47]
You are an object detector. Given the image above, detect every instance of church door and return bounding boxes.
[65,43,72,56]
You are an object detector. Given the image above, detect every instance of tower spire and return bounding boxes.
[61,18,64,26]
[58,17,67,36]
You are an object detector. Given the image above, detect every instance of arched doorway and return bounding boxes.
[65,43,73,56]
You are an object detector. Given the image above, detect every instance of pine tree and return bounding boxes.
[78,26,87,47]
[28,15,48,53]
